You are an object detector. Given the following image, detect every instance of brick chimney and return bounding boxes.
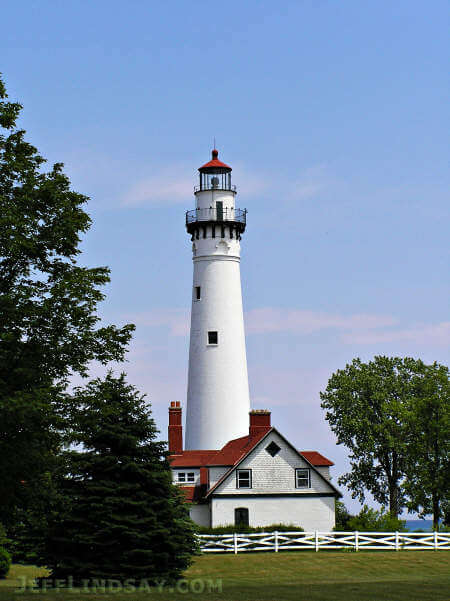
[168,401,183,454]
[249,409,271,437]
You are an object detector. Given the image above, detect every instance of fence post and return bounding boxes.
[274,531,279,552]
[434,530,438,551]
[395,531,399,551]
[233,532,238,554]
[355,531,359,552]
[315,530,319,552]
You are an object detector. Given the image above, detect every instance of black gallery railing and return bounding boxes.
[186,207,247,225]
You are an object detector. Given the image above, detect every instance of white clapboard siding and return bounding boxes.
[216,431,335,495]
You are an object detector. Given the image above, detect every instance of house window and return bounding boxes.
[235,507,249,527]
[236,469,252,489]
[178,472,195,483]
[195,286,201,300]
[295,468,311,488]
[265,441,281,457]
[208,331,218,345]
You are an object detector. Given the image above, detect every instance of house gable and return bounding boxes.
[208,429,341,497]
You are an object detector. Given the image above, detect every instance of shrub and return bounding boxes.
[0,524,7,547]
[334,500,354,531]
[0,548,11,579]
[345,505,407,532]
[196,523,304,535]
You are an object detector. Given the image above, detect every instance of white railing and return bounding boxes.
[198,531,450,553]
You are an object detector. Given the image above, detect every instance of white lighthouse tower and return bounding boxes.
[184,149,250,450]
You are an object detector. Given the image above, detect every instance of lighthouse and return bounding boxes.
[184,149,250,450]
[167,150,339,531]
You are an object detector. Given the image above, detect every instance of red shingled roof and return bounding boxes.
[169,450,217,468]
[207,430,268,466]
[168,433,334,468]
[301,451,334,467]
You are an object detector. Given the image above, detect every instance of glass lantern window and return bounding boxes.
[200,172,231,191]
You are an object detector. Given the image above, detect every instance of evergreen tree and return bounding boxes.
[42,374,197,584]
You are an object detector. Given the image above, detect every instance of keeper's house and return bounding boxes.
[168,403,341,530]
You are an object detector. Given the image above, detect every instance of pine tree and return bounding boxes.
[42,374,197,584]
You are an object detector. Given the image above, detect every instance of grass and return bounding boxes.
[0,551,449,601]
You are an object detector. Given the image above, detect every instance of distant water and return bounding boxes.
[405,519,434,532]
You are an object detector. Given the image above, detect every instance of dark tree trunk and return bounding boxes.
[432,494,440,530]
[388,456,400,518]
[389,485,399,518]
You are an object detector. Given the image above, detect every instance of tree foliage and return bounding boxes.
[346,505,407,532]
[403,362,449,529]
[321,356,449,524]
[0,75,134,525]
[0,547,11,579]
[42,374,197,584]
[321,357,419,517]
[334,500,353,531]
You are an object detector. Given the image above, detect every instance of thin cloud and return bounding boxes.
[245,307,396,335]
[342,321,450,346]
[122,163,274,208]
[126,308,190,336]
[122,306,448,347]
[122,166,195,207]
[231,164,273,198]
[120,162,328,208]
[287,164,329,201]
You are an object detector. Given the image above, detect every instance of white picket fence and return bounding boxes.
[198,531,450,553]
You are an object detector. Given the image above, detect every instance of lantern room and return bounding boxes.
[196,149,235,192]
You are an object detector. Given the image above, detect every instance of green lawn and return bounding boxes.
[1,551,449,601]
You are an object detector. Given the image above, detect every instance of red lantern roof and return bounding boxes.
[198,149,232,173]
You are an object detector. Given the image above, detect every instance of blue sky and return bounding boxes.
[2,0,449,515]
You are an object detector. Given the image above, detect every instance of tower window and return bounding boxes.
[195,286,201,300]
[208,331,218,345]
[266,441,281,457]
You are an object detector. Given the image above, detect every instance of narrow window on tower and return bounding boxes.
[208,331,218,345]
[194,286,201,301]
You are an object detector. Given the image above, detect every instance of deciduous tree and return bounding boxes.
[320,356,423,517]
[403,362,449,529]
[0,75,134,525]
